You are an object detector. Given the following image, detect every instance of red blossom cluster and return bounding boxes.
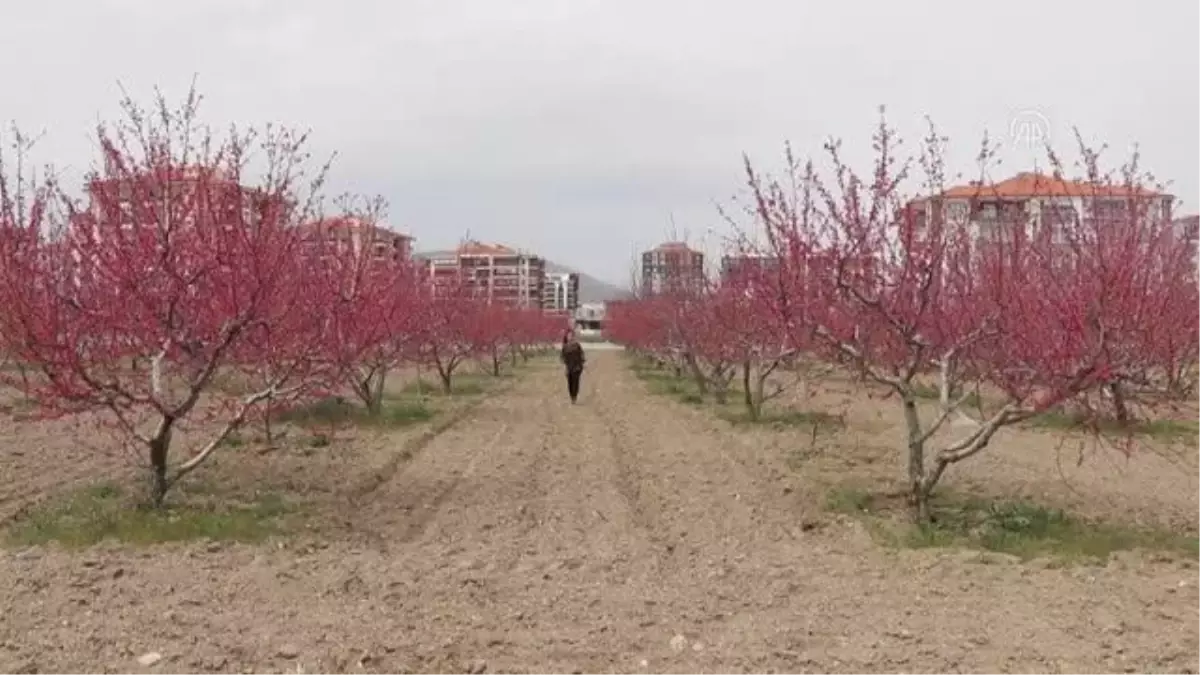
[0,89,562,505]
[607,262,804,420]
[608,114,1198,519]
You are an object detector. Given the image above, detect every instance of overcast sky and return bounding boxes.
[4,0,1197,284]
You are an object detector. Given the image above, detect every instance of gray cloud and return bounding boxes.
[4,0,1196,284]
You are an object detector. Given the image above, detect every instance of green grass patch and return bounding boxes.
[1029,411,1198,441]
[631,366,702,398]
[6,483,294,548]
[275,396,436,428]
[220,431,247,448]
[399,375,488,397]
[825,486,878,514]
[628,359,736,406]
[376,400,436,425]
[718,408,844,429]
[825,487,1198,562]
[484,368,519,379]
[630,359,841,427]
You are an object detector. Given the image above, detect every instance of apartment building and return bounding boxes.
[423,241,546,307]
[64,166,286,285]
[79,165,419,263]
[76,165,277,238]
[1171,215,1199,270]
[424,255,464,290]
[906,171,1173,246]
[719,253,779,284]
[574,302,606,331]
[542,271,580,313]
[296,216,413,263]
[640,241,704,295]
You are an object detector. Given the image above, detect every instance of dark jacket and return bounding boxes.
[561,340,586,373]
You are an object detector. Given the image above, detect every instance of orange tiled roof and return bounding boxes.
[652,241,699,253]
[940,172,1163,199]
[298,217,411,239]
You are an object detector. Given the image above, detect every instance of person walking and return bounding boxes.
[560,329,586,404]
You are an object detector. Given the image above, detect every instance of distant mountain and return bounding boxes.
[412,251,631,304]
[543,260,632,304]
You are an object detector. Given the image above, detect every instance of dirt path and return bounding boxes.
[1,353,1196,674]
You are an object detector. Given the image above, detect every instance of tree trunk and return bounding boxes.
[901,395,931,521]
[684,353,707,399]
[147,422,174,508]
[713,374,729,404]
[753,368,768,420]
[491,348,502,376]
[437,361,454,394]
[1108,381,1130,425]
[742,361,755,419]
[369,368,388,415]
[262,398,276,445]
[354,373,385,416]
[16,362,30,403]
[414,361,426,402]
[1165,362,1183,398]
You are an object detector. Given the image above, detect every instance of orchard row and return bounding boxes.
[606,118,1199,521]
[0,88,564,505]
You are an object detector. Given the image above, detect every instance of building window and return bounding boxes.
[1089,199,1128,223]
[945,200,969,223]
[909,203,928,231]
[1040,202,1076,223]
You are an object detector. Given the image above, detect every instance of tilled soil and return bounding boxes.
[1,353,1197,674]
[755,372,1200,534]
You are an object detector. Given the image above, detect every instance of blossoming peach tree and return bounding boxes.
[740,112,1197,520]
[0,87,357,506]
